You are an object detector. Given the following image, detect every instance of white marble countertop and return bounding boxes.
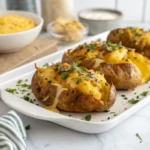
[1,24,150,150]
[1,99,150,150]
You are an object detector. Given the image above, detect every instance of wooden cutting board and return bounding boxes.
[0,38,57,74]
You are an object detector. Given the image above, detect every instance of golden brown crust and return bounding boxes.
[31,71,116,112]
[107,28,150,58]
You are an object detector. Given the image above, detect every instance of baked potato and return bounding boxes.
[62,40,150,90]
[31,63,116,113]
[107,27,150,58]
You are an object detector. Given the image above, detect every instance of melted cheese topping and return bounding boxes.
[37,63,110,110]
[93,58,104,69]
[69,40,150,84]
[44,84,67,113]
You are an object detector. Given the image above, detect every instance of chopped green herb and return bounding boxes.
[6,88,16,94]
[53,64,59,72]
[48,80,52,83]
[17,80,23,84]
[27,93,30,96]
[121,95,126,97]
[87,44,97,52]
[105,82,109,86]
[107,117,110,120]
[134,57,137,60]
[85,115,91,121]
[25,79,28,82]
[23,95,30,101]
[28,85,31,89]
[136,133,142,143]
[135,32,142,36]
[104,110,110,113]
[129,99,140,104]
[140,91,148,96]
[105,49,113,53]
[126,58,129,62]
[43,63,49,68]
[110,112,115,114]
[61,72,69,80]
[21,83,28,88]
[124,97,128,100]
[76,78,82,84]
[136,95,140,99]
[114,114,118,116]
[25,125,31,130]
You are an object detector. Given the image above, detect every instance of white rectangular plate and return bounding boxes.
[0,31,150,134]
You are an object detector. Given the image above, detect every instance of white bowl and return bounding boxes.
[0,10,43,53]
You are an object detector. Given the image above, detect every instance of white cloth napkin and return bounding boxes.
[0,111,26,150]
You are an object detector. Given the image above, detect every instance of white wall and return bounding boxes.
[0,0,149,23]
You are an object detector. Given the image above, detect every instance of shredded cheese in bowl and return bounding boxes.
[0,15,36,34]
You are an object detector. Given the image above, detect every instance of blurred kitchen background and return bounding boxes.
[0,0,149,33]
[0,0,149,23]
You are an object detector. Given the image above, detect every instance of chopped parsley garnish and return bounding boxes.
[136,133,142,143]
[104,110,110,112]
[140,91,148,96]
[114,114,118,116]
[129,98,140,104]
[134,57,137,60]
[48,80,52,83]
[17,80,23,84]
[85,115,91,121]
[107,117,110,120]
[121,95,126,97]
[6,88,16,94]
[87,43,97,52]
[61,72,69,80]
[53,64,59,72]
[135,32,142,36]
[124,97,128,100]
[25,125,31,130]
[43,63,49,68]
[71,62,86,73]
[76,78,82,84]
[21,83,31,89]
[105,41,123,52]
[23,95,30,101]
[126,58,129,62]
[105,82,109,86]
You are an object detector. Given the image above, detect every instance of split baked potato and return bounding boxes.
[31,63,116,112]
[62,40,150,90]
[107,27,150,58]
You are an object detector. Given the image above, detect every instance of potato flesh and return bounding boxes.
[128,51,150,83]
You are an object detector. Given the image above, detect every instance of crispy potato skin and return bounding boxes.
[99,63,142,90]
[107,28,150,58]
[62,51,142,90]
[31,71,116,112]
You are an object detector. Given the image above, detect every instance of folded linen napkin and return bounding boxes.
[0,111,26,150]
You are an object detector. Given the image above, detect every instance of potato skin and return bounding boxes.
[31,71,116,112]
[62,51,142,90]
[107,28,150,58]
[99,63,142,90]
